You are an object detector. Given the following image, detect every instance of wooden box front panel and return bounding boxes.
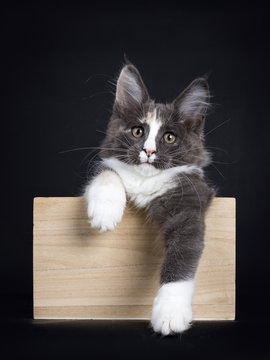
[33,197,235,320]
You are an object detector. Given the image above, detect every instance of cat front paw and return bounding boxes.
[151,297,192,335]
[151,281,194,336]
[88,198,124,232]
[85,170,126,233]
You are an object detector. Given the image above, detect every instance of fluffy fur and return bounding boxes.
[85,170,126,232]
[102,157,203,208]
[151,280,194,335]
[84,63,215,335]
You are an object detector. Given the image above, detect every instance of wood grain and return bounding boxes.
[33,197,235,320]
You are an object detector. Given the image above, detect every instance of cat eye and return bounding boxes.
[132,126,144,138]
[164,132,176,144]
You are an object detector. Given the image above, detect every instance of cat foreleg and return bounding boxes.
[84,170,126,232]
[151,212,204,335]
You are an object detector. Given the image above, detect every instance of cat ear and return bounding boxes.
[173,77,210,132]
[115,64,149,112]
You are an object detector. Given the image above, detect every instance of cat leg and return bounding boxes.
[151,212,204,335]
[84,170,126,232]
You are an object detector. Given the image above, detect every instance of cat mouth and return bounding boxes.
[140,162,155,167]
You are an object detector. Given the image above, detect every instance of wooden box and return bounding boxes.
[33,197,235,320]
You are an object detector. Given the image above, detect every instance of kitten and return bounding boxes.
[84,63,215,335]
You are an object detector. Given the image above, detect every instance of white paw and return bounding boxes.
[151,280,194,336]
[151,296,192,335]
[85,170,126,233]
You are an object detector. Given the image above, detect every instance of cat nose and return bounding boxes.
[143,148,156,157]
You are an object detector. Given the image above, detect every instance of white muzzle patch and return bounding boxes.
[140,108,161,164]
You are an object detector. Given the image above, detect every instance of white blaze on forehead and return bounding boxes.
[143,109,162,151]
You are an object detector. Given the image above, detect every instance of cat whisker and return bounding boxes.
[205,146,229,154]
[205,119,230,137]
[81,150,101,168]
[59,147,101,154]
[156,157,226,179]
[210,160,238,165]
[179,145,227,155]
[59,146,128,154]
[81,90,114,101]
[84,73,112,84]
[209,163,225,178]
[96,129,131,148]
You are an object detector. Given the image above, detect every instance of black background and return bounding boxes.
[2,1,270,359]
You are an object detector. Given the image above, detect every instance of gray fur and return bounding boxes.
[147,173,215,283]
[97,63,215,284]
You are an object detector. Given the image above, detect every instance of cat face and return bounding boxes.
[101,64,211,173]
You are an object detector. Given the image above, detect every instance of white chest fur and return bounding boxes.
[102,157,203,208]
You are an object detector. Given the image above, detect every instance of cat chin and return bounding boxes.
[134,163,162,177]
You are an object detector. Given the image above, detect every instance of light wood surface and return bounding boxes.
[33,197,235,320]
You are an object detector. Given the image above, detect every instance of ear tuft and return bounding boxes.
[115,64,149,111]
[174,77,211,131]
[123,53,132,65]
